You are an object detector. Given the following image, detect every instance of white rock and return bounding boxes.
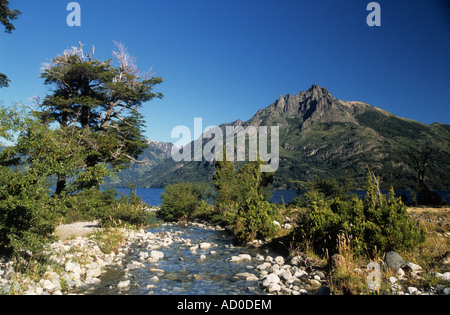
[274,256,284,265]
[255,254,265,261]
[257,263,271,270]
[239,254,252,262]
[407,287,418,295]
[126,261,144,270]
[199,242,212,249]
[150,276,159,282]
[281,270,292,281]
[40,279,57,292]
[283,223,292,230]
[85,278,101,285]
[117,280,130,289]
[262,273,280,287]
[268,283,281,293]
[150,250,164,261]
[35,286,44,295]
[405,262,422,272]
[65,261,82,280]
[86,262,102,278]
[436,272,450,281]
[235,272,258,281]
[299,289,309,295]
[138,251,149,260]
[65,261,82,274]
[389,276,397,284]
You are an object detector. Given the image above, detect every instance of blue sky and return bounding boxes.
[1,0,449,144]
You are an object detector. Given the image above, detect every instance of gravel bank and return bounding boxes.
[54,221,100,241]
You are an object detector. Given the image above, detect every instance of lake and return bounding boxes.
[114,187,450,207]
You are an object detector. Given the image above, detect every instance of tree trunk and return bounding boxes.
[55,174,66,195]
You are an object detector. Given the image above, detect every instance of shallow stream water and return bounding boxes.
[86,224,280,295]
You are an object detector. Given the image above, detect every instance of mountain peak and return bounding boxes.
[308,84,323,91]
[256,84,353,127]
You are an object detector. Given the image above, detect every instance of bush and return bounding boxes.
[58,188,116,223]
[94,189,152,228]
[295,172,426,257]
[233,187,281,243]
[57,187,152,229]
[159,182,214,221]
[0,168,60,255]
[212,157,275,227]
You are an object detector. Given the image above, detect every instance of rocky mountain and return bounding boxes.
[108,140,176,187]
[116,85,450,190]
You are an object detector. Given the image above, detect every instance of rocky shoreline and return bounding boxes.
[0,222,448,295]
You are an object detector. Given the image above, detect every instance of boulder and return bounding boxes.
[274,256,285,265]
[385,251,405,272]
[117,280,130,289]
[262,273,280,288]
[149,250,165,261]
[199,242,212,249]
[86,262,102,278]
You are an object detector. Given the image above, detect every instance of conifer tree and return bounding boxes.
[37,42,163,194]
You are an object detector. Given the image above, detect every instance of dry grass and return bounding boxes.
[328,207,450,294]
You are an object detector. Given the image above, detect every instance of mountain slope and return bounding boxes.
[107,140,176,187]
[120,85,450,190]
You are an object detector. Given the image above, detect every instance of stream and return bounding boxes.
[85,223,282,295]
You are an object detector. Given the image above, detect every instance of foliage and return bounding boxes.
[212,156,240,225]
[295,171,426,257]
[213,157,280,242]
[0,41,162,254]
[292,175,354,206]
[0,164,60,255]
[213,156,274,226]
[0,107,62,255]
[0,0,21,34]
[0,0,21,88]
[233,187,281,243]
[159,182,214,221]
[36,42,162,194]
[94,189,152,228]
[0,73,9,88]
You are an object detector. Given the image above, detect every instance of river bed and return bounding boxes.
[85,223,281,295]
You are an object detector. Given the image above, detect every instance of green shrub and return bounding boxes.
[295,172,426,257]
[92,189,152,228]
[212,157,275,228]
[159,182,214,221]
[233,187,281,243]
[0,167,59,255]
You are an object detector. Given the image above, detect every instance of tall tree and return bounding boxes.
[37,42,163,194]
[406,143,439,192]
[0,0,21,33]
[0,0,21,88]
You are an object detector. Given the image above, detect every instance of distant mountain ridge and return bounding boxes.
[115,85,450,190]
[108,139,176,187]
